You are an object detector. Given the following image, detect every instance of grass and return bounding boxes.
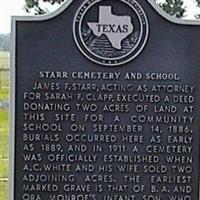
[0,51,9,200]
[0,160,8,178]
[0,52,9,101]
[0,109,9,159]
[0,52,10,69]
[0,181,8,200]
[0,88,9,101]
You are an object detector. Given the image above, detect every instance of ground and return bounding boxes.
[0,51,9,200]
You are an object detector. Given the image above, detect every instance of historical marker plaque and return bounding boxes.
[11,0,200,200]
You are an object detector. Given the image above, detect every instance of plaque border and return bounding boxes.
[10,0,200,200]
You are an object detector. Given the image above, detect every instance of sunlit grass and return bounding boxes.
[0,108,9,158]
[0,52,9,101]
[0,160,8,178]
[0,181,8,200]
[0,88,9,101]
[0,51,9,200]
[0,52,10,69]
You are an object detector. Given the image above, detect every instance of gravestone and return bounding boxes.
[11,0,200,200]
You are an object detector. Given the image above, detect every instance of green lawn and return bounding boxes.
[0,181,8,200]
[0,88,9,101]
[0,51,9,200]
[0,109,9,159]
[0,51,9,101]
[0,52,10,69]
[0,160,8,178]
[0,109,9,199]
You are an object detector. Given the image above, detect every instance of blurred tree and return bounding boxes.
[194,0,200,19]
[159,0,186,18]
[25,0,65,15]
[25,0,188,19]
[196,0,200,6]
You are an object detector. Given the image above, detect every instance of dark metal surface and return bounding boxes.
[13,0,200,200]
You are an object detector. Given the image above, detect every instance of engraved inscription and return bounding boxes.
[20,71,197,200]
